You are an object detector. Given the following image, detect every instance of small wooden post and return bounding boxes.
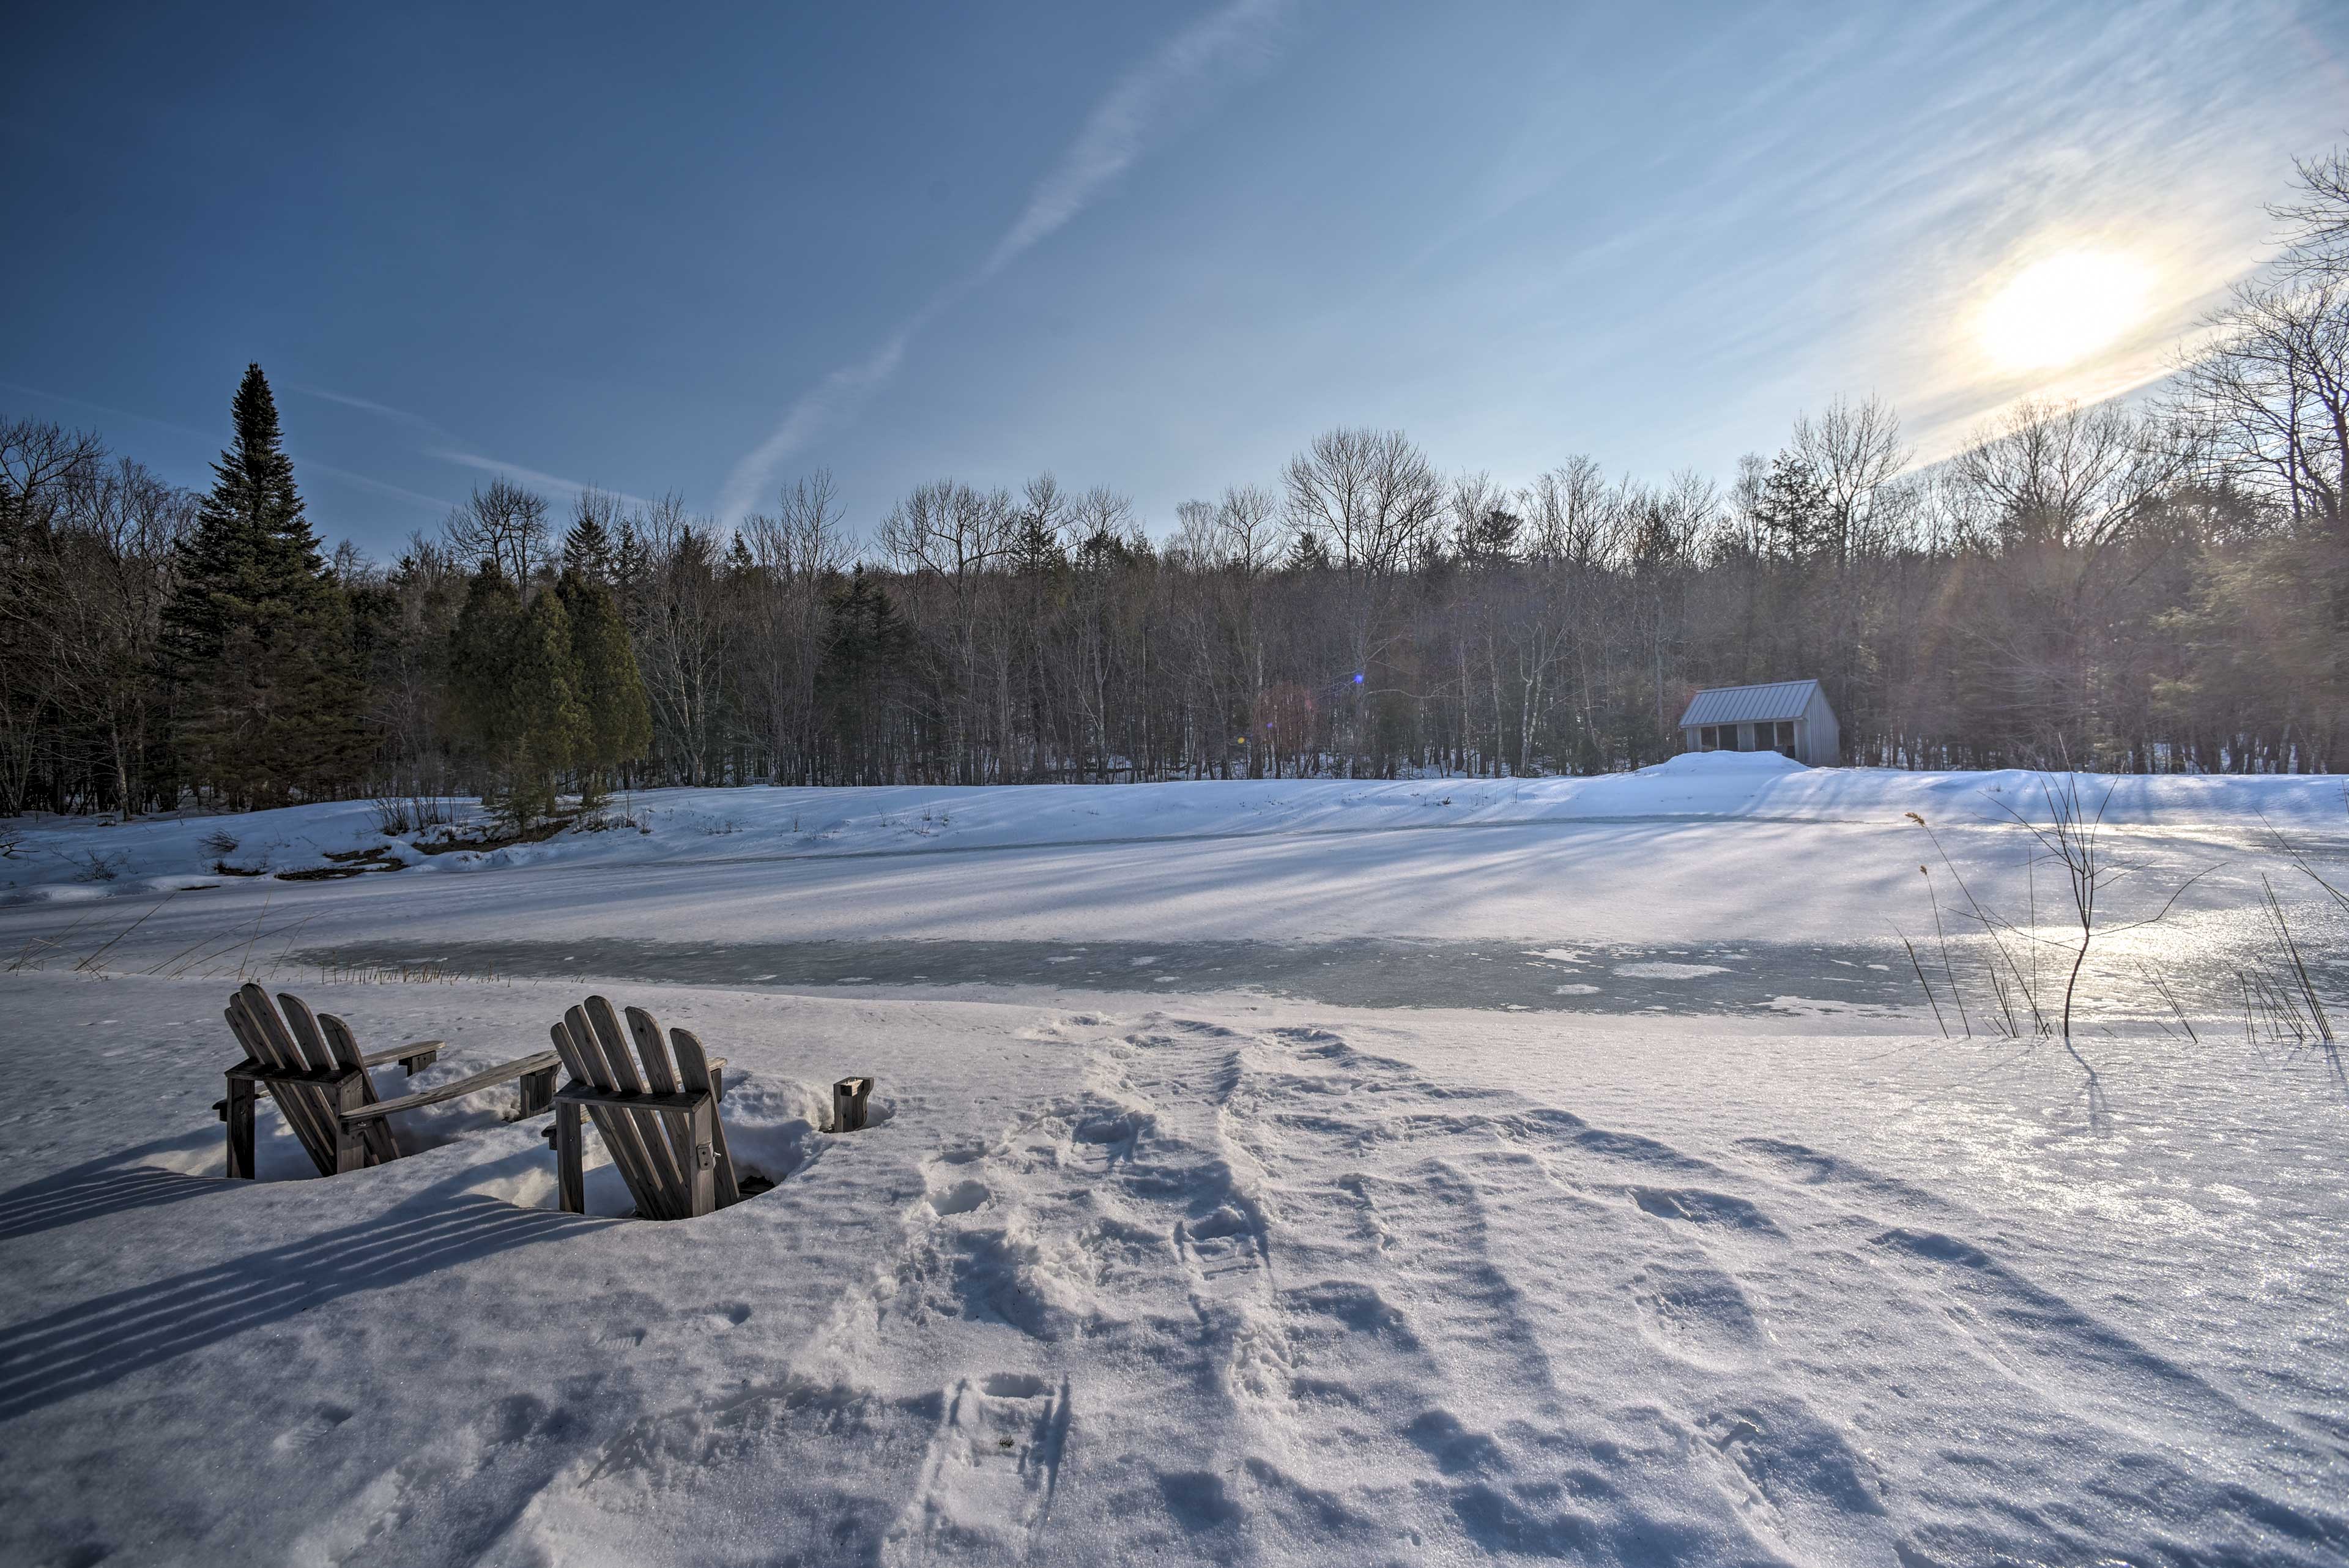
[555,1101,585,1214]
[332,1074,367,1174]
[833,1076,873,1134]
[518,1063,557,1118]
[225,1075,256,1180]
[686,1099,718,1217]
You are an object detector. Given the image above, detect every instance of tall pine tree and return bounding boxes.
[445,559,522,769]
[556,567,650,806]
[503,590,587,825]
[161,365,366,806]
[447,561,605,826]
[562,507,616,584]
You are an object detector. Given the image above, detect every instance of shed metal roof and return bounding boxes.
[1677,680,1824,727]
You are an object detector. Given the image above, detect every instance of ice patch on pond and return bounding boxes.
[1763,995,1878,1016]
[1554,983,1601,995]
[1616,961,1729,979]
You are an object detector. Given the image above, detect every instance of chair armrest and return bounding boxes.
[340,1050,562,1124]
[360,1039,446,1072]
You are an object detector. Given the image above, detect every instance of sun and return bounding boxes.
[1975,250,2156,373]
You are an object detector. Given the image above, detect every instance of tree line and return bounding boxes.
[3,150,2344,819]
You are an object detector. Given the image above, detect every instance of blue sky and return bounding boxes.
[6,1,2345,555]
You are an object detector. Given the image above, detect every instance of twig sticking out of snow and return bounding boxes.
[71,891,177,973]
[1894,923,1950,1038]
[1980,771,2216,1077]
[2257,874,2335,1047]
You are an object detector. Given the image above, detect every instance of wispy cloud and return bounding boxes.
[427,448,648,509]
[713,326,923,530]
[300,461,455,515]
[1402,0,2339,479]
[715,0,1294,527]
[3,378,452,515]
[1,377,215,444]
[291,384,630,507]
[982,0,1288,279]
[287,382,441,429]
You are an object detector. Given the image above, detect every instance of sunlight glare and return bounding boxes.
[1975,250,2156,373]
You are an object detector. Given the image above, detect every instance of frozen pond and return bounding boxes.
[297,936,1918,1013]
[292,924,2349,1023]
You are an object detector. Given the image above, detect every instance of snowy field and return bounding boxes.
[2,758,2346,1566]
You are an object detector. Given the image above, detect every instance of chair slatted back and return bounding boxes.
[224,984,398,1175]
[666,1022,740,1207]
[226,986,338,1172]
[549,995,738,1219]
[623,1005,699,1206]
[554,1003,674,1219]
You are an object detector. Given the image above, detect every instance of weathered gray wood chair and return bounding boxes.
[218,983,560,1178]
[546,996,741,1219]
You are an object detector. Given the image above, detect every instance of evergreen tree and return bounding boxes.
[503,589,587,824]
[1456,507,1523,565]
[562,508,616,584]
[160,364,367,807]
[445,559,522,768]
[1284,528,1333,572]
[1754,452,1832,561]
[556,567,651,805]
[445,562,588,825]
[611,518,651,623]
[818,567,911,778]
[1012,510,1067,576]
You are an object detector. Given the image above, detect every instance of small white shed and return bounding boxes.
[1677,680,1839,767]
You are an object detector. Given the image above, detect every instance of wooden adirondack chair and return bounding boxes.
[218,983,560,1179]
[545,995,741,1220]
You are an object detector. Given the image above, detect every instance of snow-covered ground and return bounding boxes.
[7,754,2347,905]
[2,763,2345,1565]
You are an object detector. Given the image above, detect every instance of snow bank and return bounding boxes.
[1648,748,1808,774]
[6,764,2343,902]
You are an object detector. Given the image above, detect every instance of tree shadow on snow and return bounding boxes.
[0,1187,602,1421]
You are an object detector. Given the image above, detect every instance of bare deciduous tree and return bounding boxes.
[1793,393,1907,563]
[443,477,553,585]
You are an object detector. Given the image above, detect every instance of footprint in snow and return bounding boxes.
[1631,1263,1765,1367]
[883,1374,1071,1564]
[929,1179,991,1216]
[1631,1186,1783,1235]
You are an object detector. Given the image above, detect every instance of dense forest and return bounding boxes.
[4,152,2345,821]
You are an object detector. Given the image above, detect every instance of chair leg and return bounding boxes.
[686,1100,718,1219]
[555,1102,585,1214]
[833,1076,872,1133]
[225,1077,256,1180]
[518,1064,556,1118]
[332,1076,367,1175]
